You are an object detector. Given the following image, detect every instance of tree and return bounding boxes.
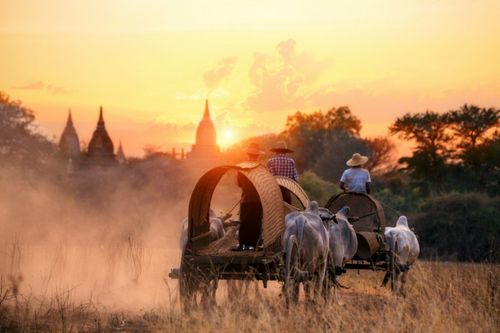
[364,137,395,174]
[0,92,55,167]
[314,131,370,182]
[447,104,499,149]
[283,106,363,172]
[390,111,451,195]
[414,192,500,262]
[324,106,362,136]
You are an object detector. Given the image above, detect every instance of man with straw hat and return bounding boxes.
[267,140,298,204]
[236,142,264,250]
[340,153,371,194]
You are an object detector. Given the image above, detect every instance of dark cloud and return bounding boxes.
[203,56,237,90]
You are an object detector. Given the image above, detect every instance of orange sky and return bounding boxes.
[1,1,499,156]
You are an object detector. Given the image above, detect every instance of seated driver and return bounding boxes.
[340,153,371,194]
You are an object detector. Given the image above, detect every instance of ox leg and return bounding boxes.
[400,271,408,296]
[315,258,328,304]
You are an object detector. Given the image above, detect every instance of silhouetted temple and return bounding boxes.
[87,106,116,165]
[58,106,126,170]
[116,141,126,164]
[59,110,81,159]
[186,100,222,169]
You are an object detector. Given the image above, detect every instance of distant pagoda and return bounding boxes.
[186,100,222,170]
[87,106,116,165]
[116,141,126,164]
[59,109,81,159]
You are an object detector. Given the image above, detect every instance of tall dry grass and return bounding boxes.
[1,258,498,333]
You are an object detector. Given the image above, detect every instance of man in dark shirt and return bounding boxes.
[237,142,264,249]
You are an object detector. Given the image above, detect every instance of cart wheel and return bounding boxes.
[179,253,195,312]
[283,235,300,305]
[179,257,218,312]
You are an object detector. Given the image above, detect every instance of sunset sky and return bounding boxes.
[1,0,499,156]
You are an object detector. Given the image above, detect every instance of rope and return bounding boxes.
[378,200,404,219]
[221,199,241,221]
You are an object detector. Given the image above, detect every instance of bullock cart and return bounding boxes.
[169,162,310,309]
[324,192,397,289]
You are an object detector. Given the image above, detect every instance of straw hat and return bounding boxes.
[245,142,265,156]
[346,153,369,167]
[270,141,294,153]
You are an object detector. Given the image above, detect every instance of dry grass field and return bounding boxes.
[0,241,498,333]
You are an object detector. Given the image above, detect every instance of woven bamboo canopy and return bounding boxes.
[325,192,386,232]
[275,176,310,209]
[187,162,309,254]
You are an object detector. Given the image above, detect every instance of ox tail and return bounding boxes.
[296,215,306,251]
[284,234,297,282]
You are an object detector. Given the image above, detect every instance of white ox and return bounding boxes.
[282,201,329,303]
[384,216,420,291]
[178,210,225,307]
[319,206,358,296]
[180,209,225,250]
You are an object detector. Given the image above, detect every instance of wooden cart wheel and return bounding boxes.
[283,235,300,305]
[179,251,196,312]
[179,250,219,311]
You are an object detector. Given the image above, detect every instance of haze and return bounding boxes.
[1,0,499,155]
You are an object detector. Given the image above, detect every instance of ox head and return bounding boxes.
[396,215,409,228]
[307,201,320,215]
[318,207,339,225]
[336,206,350,219]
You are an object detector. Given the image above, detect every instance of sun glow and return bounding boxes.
[222,128,235,147]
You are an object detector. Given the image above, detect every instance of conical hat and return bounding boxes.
[346,153,369,167]
[270,141,293,153]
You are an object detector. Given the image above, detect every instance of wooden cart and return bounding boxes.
[169,162,310,309]
[325,192,397,289]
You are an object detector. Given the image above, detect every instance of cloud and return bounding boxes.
[11,81,73,95]
[11,81,45,90]
[246,39,330,113]
[46,85,73,95]
[203,56,237,90]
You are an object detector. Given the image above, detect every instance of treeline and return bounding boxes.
[0,92,193,238]
[1,90,499,262]
[230,104,499,262]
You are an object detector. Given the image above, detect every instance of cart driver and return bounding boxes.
[236,142,264,250]
[340,153,371,194]
[267,141,298,204]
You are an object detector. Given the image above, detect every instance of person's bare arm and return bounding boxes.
[366,182,371,194]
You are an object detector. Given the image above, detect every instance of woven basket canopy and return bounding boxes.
[325,192,385,232]
[275,176,310,209]
[188,162,285,252]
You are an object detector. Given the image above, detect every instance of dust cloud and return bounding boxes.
[0,159,199,311]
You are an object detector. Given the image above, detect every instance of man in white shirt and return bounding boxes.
[340,153,371,194]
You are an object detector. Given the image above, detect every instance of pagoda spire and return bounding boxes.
[59,108,81,159]
[204,99,210,118]
[67,108,73,125]
[87,106,115,164]
[98,106,104,124]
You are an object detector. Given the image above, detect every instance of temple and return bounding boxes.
[86,106,116,165]
[58,106,126,170]
[116,141,126,164]
[186,100,222,169]
[58,109,81,159]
